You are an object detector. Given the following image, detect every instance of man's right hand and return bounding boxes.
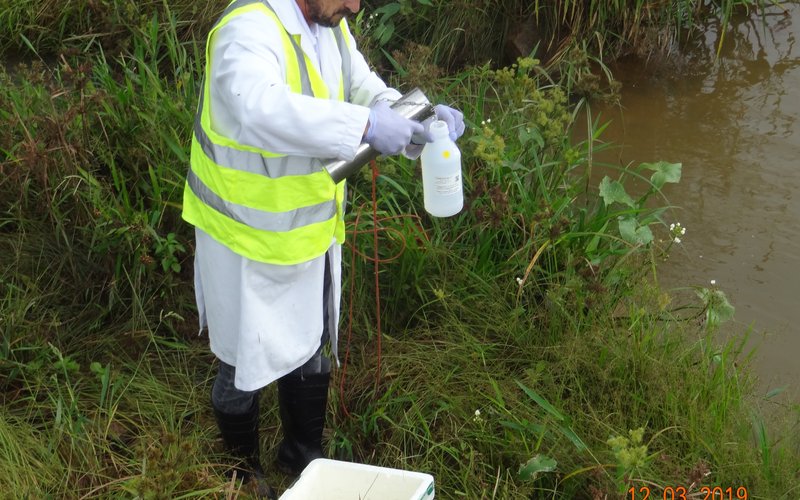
[364,100,425,156]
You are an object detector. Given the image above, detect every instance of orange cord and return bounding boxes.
[338,160,429,417]
[370,160,383,395]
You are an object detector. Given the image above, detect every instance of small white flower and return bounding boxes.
[516,277,523,285]
[474,409,481,417]
[487,118,491,123]
[669,222,685,244]
[710,279,716,285]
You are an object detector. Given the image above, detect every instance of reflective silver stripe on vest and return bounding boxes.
[260,0,315,96]
[220,0,261,18]
[187,169,337,231]
[194,97,325,178]
[332,26,351,103]
[284,34,314,96]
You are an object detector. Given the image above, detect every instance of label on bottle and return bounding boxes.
[435,174,461,195]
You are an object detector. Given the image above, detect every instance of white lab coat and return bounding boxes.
[194,0,402,391]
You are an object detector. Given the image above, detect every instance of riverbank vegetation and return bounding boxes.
[1,0,798,498]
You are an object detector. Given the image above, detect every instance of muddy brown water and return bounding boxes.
[582,3,799,404]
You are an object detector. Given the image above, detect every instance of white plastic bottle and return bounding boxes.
[421,120,463,217]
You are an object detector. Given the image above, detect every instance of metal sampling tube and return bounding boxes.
[324,87,436,183]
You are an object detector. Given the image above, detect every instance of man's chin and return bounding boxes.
[313,12,347,27]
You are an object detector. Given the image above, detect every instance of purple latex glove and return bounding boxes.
[365,100,425,156]
[434,104,465,141]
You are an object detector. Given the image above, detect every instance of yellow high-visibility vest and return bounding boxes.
[182,0,352,265]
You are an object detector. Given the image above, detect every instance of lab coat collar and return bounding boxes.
[271,1,320,57]
[269,0,306,36]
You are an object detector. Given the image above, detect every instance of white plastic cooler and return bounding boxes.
[279,458,435,500]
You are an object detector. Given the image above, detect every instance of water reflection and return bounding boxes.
[586,3,799,402]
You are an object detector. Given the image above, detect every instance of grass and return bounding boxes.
[355,0,776,80]
[0,0,221,56]
[1,0,799,498]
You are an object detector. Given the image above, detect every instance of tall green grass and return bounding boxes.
[356,0,776,91]
[1,0,798,498]
[0,0,222,56]
[2,6,200,330]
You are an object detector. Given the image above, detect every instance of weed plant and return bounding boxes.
[1,0,798,498]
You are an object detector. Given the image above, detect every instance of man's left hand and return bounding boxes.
[434,104,465,141]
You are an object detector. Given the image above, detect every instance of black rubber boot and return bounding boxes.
[212,398,276,499]
[276,368,331,476]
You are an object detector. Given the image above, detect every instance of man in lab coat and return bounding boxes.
[182,0,465,495]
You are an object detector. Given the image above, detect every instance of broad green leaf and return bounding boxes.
[641,161,682,190]
[518,454,557,481]
[375,3,401,16]
[712,293,736,324]
[696,287,736,328]
[599,176,635,208]
[516,381,564,421]
[378,23,395,45]
[618,217,653,245]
